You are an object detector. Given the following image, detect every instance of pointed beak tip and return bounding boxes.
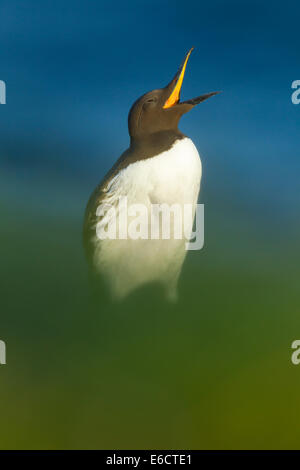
[206,91,222,100]
[163,48,194,109]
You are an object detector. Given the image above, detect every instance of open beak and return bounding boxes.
[163,47,220,109]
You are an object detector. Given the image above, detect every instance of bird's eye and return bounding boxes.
[144,97,157,105]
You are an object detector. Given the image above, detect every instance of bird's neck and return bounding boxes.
[130,129,185,157]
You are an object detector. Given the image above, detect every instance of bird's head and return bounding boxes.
[128,48,219,140]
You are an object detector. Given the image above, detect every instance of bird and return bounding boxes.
[83,48,219,302]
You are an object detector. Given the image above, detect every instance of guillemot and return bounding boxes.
[83,48,219,301]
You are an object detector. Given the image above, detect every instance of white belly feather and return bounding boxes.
[92,137,202,300]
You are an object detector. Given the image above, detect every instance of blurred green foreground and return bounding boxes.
[1,187,300,450]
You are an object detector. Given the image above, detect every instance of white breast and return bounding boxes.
[93,137,202,300]
[105,137,201,205]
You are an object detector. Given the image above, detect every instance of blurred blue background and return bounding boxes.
[1,0,299,220]
[0,0,300,449]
